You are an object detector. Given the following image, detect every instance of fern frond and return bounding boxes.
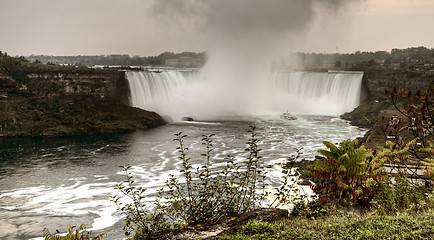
[322,141,340,154]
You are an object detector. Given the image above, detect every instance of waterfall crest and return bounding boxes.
[127,70,194,110]
[126,70,363,120]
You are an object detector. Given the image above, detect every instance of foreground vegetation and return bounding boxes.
[112,128,271,238]
[222,208,434,240]
[42,87,434,239]
[106,126,433,239]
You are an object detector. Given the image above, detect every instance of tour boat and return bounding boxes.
[281,111,297,120]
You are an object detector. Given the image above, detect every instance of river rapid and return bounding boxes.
[0,115,365,239]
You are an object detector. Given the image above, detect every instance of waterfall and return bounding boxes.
[270,71,364,116]
[126,70,196,111]
[126,70,364,120]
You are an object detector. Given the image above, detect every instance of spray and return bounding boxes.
[142,0,365,120]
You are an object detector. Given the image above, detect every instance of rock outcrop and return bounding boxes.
[0,69,165,137]
[342,69,433,128]
[362,69,433,101]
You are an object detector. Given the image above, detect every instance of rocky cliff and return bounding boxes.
[0,64,165,136]
[362,69,433,101]
[0,70,129,101]
[342,69,433,129]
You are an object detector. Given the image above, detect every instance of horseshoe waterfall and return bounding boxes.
[126,70,364,120]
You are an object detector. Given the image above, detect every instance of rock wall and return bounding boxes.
[0,70,166,137]
[0,70,130,102]
[362,70,434,101]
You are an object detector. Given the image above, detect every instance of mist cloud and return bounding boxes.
[150,0,365,64]
[147,0,366,119]
[151,0,364,40]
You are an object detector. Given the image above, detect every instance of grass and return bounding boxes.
[221,208,434,240]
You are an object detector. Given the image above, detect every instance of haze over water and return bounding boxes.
[5,1,430,239]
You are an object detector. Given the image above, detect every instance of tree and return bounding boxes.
[384,87,434,181]
[384,58,391,68]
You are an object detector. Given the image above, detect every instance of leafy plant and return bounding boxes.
[112,126,269,238]
[111,165,168,237]
[307,139,387,205]
[165,126,268,223]
[271,148,308,208]
[373,175,432,214]
[43,224,105,240]
[290,200,326,219]
[420,141,434,181]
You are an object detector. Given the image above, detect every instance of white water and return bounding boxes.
[127,70,197,107]
[0,118,367,240]
[270,71,363,115]
[126,70,364,120]
[0,70,366,239]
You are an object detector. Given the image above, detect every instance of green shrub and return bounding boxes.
[290,200,326,219]
[373,176,432,214]
[385,87,434,182]
[307,139,387,205]
[271,148,308,208]
[164,129,267,224]
[111,165,169,238]
[112,126,269,238]
[42,224,105,240]
[420,141,434,181]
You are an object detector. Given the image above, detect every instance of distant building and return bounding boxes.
[179,57,198,67]
[165,59,179,67]
[165,57,199,68]
[321,62,337,70]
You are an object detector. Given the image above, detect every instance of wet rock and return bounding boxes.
[181,117,194,121]
[341,100,394,128]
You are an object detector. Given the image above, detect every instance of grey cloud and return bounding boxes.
[150,0,365,35]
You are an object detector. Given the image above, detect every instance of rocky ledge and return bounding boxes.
[0,95,165,137]
[340,100,395,129]
[0,55,166,137]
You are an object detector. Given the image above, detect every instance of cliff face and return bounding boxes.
[0,70,129,102]
[342,69,433,129]
[0,69,165,137]
[362,70,433,101]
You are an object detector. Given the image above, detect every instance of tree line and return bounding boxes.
[24,51,208,67]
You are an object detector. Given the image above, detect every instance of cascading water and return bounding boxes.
[126,70,364,119]
[127,70,196,109]
[271,71,364,116]
[0,71,367,240]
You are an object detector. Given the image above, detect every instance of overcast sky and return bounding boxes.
[0,0,433,56]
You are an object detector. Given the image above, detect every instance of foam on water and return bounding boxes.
[0,115,366,239]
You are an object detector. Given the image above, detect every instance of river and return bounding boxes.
[0,115,365,239]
